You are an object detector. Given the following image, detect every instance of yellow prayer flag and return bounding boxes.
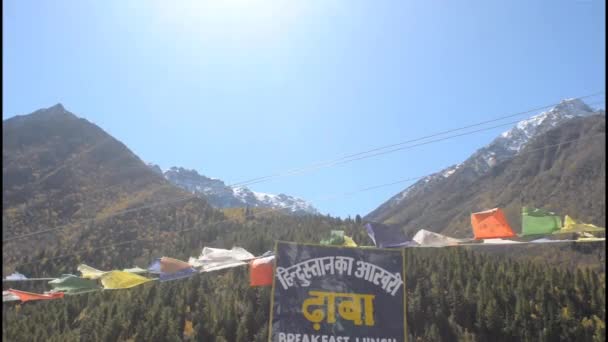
[556,215,605,234]
[343,235,358,247]
[100,271,153,289]
[564,215,577,228]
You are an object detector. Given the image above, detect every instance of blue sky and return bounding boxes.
[3,0,605,218]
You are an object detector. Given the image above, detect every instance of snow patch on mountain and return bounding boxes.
[395,188,413,202]
[157,166,318,215]
[442,163,462,178]
[497,98,594,152]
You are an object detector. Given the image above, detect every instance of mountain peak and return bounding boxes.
[498,98,597,150]
[39,103,72,118]
[549,98,594,116]
[366,98,603,224]
[48,103,66,112]
[5,103,75,125]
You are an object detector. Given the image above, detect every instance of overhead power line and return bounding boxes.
[315,132,606,202]
[2,95,604,244]
[8,131,605,270]
[229,92,605,187]
[238,98,606,187]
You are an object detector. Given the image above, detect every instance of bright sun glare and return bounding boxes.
[151,0,307,45]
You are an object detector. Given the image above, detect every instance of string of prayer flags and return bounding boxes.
[48,274,100,295]
[554,215,605,234]
[3,291,20,302]
[188,247,255,272]
[7,289,64,303]
[365,222,413,248]
[4,272,27,281]
[1,229,604,307]
[521,207,562,236]
[100,271,154,290]
[471,208,516,240]
[413,229,466,247]
[249,255,275,287]
[78,264,109,279]
[159,257,196,282]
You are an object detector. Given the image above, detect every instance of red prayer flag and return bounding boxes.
[471,208,516,240]
[7,289,64,302]
[249,256,274,287]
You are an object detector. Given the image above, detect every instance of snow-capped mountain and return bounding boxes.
[367,98,604,220]
[153,166,319,215]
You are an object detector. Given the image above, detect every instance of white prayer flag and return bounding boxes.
[189,247,255,272]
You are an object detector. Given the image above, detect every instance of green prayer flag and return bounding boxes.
[521,207,561,236]
[48,274,100,295]
[320,230,345,245]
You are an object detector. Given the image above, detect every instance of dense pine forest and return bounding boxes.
[2,211,605,342]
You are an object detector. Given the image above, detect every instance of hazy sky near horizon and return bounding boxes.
[3,0,605,218]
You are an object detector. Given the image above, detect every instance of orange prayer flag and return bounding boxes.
[7,289,64,302]
[159,257,196,282]
[160,257,192,274]
[249,256,274,287]
[471,208,516,240]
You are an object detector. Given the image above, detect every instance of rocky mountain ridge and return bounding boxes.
[367,98,605,225]
[150,165,319,215]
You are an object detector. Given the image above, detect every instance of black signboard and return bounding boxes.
[269,241,406,342]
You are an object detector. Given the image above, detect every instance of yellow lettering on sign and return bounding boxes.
[301,291,375,330]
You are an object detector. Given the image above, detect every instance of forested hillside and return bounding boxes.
[2,104,219,274]
[3,215,606,342]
